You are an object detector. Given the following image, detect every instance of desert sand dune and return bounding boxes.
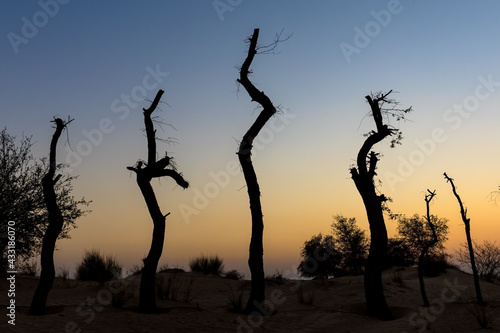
[1,267,499,332]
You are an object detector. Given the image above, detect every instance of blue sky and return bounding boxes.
[1,1,499,276]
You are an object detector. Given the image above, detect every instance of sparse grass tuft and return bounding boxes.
[392,270,404,284]
[128,264,143,276]
[75,249,122,283]
[156,274,195,302]
[225,283,245,313]
[266,269,287,284]
[158,263,185,273]
[189,254,224,276]
[469,304,493,329]
[56,266,70,280]
[108,280,134,308]
[224,269,245,280]
[296,285,314,305]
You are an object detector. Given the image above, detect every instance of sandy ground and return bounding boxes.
[1,267,499,332]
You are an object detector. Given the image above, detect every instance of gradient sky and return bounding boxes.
[1,1,499,277]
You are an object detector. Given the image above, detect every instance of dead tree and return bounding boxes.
[444,172,484,305]
[350,90,411,319]
[237,28,286,314]
[418,189,439,307]
[127,90,189,313]
[30,118,72,315]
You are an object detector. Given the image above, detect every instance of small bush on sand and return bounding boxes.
[224,269,245,280]
[19,260,38,277]
[108,280,134,308]
[156,275,195,302]
[468,304,493,329]
[422,253,449,277]
[225,283,245,313]
[296,285,314,305]
[189,254,224,276]
[56,266,70,280]
[266,269,287,284]
[76,249,122,283]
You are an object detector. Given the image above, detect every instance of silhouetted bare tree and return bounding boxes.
[127,90,189,313]
[350,90,411,319]
[30,117,76,315]
[419,190,438,307]
[397,190,449,307]
[236,28,288,314]
[444,172,484,305]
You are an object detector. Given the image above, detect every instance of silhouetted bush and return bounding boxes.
[224,269,245,280]
[456,240,500,282]
[396,214,449,263]
[331,215,368,275]
[189,254,224,276]
[298,215,368,278]
[19,260,38,277]
[75,249,122,283]
[422,253,448,277]
[384,237,416,269]
[297,233,344,279]
[266,269,287,284]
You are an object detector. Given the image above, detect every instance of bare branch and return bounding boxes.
[444,172,469,223]
[255,28,292,54]
[144,90,165,167]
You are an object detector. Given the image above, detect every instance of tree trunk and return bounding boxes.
[417,190,438,307]
[238,144,266,313]
[465,220,483,304]
[127,90,189,313]
[137,173,165,313]
[236,28,279,314]
[355,182,391,320]
[30,118,68,316]
[350,91,404,320]
[444,173,483,305]
[417,252,429,307]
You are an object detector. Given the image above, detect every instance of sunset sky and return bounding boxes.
[1,1,499,277]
